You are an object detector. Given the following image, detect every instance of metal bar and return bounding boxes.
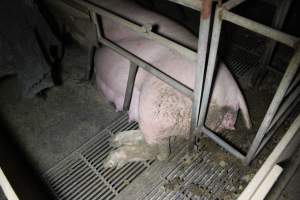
[91,9,193,99]
[286,72,300,96]
[222,10,299,49]
[268,84,300,133]
[223,0,246,10]
[260,0,292,68]
[245,47,300,165]
[201,126,245,160]
[255,96,300,158]
[191,0,211,130]
[123,62,138,110]
[198,6,223,128]
[255,85,300,156]
[190,0,213,150]
[90,11,103,41]
[238,113,300,200]
[100,37,194,99]
[68,0,197,61]
[166,0,202,11]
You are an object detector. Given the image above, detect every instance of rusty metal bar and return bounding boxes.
[123,62,138,110]
[190,0,213,151]
[245,47,300,165]
[197,6,223,128]
[68,0,197,61]
[222,10,299,49]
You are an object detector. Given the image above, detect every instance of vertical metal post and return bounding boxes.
[90,11,103,42]
[123,62,138,110]
[260,0,293,67]
[198,6,223,128]
[189,0,213,151]
[245,47,300,165]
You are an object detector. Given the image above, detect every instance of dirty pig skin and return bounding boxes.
[93,0,251,168]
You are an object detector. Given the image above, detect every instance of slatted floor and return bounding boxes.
[136,146,241,200]
[44,113,248,200]
[43,114,155,200]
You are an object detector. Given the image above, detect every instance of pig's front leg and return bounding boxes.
[104,130,170,169]
[111,129,145,147]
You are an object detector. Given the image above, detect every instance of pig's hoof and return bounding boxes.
[156,140,170,161]
[103,148,128,169]
[103,145,157,169]
[111,129,144,147]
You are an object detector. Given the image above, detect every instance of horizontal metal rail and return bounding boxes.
[100,37,193,98]
[166,0,202,11]
[222,10,299,48]
[223,0,246,10]
[201,126,245,160]
[68,0,198,61]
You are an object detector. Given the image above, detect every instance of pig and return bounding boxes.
[93,0,251,168]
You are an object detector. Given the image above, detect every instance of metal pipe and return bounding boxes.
[91,10,193,99]
[222,10,299,49]
[100,37,194,99]
[166,0,202,11]
[67,0,197,61]
[191,0,212,130]
[90,11,103,41]
[238,113,300,200]
[201,126,245,160]
[223,0,246,10]
[198,7,223,128]
[286,72,300,96]
[123,62,138,110]
[190,0,213,152]
[245,47,300,165]
[267,84,300,133]
[255,98,300,158]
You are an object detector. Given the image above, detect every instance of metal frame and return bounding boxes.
[197,1,300,165]
[64,0,299,165]
[260,0,293,70]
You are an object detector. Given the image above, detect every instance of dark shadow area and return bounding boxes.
[0,114,54,200]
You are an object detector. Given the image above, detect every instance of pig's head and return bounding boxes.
[205,105,238,132]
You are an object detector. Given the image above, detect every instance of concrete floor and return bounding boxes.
[0,45,120,174]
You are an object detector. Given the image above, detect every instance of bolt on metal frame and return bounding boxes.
[197,0,300,165]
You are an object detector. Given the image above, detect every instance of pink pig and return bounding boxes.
[93,0,251,168]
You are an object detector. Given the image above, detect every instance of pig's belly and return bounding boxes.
[94,46,147,121]
[139,76,192,144]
